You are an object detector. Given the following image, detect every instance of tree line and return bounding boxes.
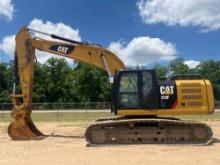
[0,57,220,103]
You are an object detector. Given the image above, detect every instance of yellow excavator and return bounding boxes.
[8,27,215,145]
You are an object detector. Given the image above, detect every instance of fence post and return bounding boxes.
[57,108,58,122]
[53,103,58,122]
[85,102,87,122]
[0,107,2,121]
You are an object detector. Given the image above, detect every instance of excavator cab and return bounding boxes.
[112,69,214,117]
[112,70,158,114]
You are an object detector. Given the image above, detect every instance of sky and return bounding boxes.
[0,0,220,68]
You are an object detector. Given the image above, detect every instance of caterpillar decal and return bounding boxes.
[160,85,174,95]
[158,81,177,109]
[49,45,75,54]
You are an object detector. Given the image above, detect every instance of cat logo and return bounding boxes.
[160,86,174,95]
[57,46,69,54]
[49,45,75,54]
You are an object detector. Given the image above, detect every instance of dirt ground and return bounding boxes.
[0,121,220,165]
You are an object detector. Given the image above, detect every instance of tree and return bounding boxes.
[44,58,77,102]
[169,58,190,75]
[0,63,9,91]
[197,60,220,100]
[33,62,48,102]
[0,62,13,103]
[1,57,219,104]
[152,63,168,78]
[73,62,111,102]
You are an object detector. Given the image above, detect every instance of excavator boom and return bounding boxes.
[8,27,125,140]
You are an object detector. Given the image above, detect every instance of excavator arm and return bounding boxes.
[8,27,125,140]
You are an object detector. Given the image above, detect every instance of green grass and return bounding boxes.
[0,111,112,123]
[1,110,220,124]
[173,113,220,120]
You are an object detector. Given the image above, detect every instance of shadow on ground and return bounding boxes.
[212,138,220,144]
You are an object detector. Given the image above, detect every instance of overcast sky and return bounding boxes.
[0,0,220,68]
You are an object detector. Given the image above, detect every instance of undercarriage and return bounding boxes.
[85,117,213,145]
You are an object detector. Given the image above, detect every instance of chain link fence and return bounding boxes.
[215,100,220,108]
[0,102,220,123]
[0,102,112,123]
[0,102,111,111]
[0,101,219,111]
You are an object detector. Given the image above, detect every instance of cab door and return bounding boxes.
[141,70,158,109]
[117,71,140,109]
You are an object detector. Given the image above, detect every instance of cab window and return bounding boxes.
[118,73,139,108]
[142,72,153,100]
